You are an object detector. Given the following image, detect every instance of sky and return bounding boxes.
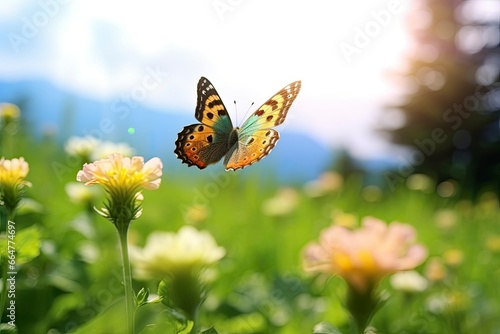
[0,0,424,159]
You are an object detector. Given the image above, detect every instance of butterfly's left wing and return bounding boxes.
[224,80,301,171]
[174,77,234,169]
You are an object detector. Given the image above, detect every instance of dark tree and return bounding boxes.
[383,0,500,195]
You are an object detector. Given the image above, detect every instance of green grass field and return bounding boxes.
[2,134,500,334]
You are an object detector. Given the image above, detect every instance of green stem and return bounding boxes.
[0,211,15,326]
[346,284,378,334]
[116,222,135,334]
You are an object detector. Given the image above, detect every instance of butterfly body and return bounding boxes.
[175,77,301,171]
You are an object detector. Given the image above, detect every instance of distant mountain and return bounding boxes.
[0,79,333,182]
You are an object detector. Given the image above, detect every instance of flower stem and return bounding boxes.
[116,222,135,334]
[346,284,378,334]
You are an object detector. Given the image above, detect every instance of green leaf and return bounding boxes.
[313,321,344,334]
[0,323,17,334]
[201,326,219,334]
[164,307,187,325]
[157,279,170,307]
[0,225,41,265]
[136,287,150,307]
[177,320,193,334]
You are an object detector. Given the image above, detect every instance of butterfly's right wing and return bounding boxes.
[224,80,301,171]
[174,77,234,169]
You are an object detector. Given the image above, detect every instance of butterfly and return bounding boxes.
[174,77,301,171]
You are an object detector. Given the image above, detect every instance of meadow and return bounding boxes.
[2,131,500,334]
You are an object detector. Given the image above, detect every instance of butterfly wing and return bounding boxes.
[225,80,301,171]
[174,77,234,169]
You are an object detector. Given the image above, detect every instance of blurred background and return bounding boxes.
[1,0,497,189]
[1,0,500,333]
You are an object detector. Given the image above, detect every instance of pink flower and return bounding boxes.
[303,217,427,293]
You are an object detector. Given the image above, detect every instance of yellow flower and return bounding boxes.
[486,234,500,252]
[303,216,428,293]
[77,153,162,192]
[0,157,31,214]
[425,257,447,282]
[331,210,357,228]
[183,204,209,225]
[76,153,162,222]
[130,226,225,280]
[0,103,21,121]
[443,249,464,268]
[0,157,30,188]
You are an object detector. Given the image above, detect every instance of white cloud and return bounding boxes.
[0,0,413,158]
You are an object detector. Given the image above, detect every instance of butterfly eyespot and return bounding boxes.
[262,140,267,144]
[265,131,271,136]
[191,147,197,151]
[207,135,213,143]
[252,153,256,157]
[247,138,255,145]
[186,143,191,147]
[266,115,273,121]
[206,112,214,120]
[189,135,195,140]
[193,155,199,160]
[197,125,204,131]
[259,148,263,152]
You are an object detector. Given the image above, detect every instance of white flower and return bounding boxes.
[65,182,100,204]
[390,270,428,293]
[65,136,100,158]
[262,187,299,217]
[303,171,343,198]
[91,141,134,160]
[130,226,225,280]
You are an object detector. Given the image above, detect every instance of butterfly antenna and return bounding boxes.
[234,100,238,125]
[238,102,254,126]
